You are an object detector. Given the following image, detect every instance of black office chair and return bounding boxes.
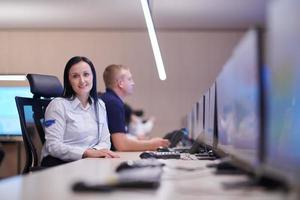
[15,74,63,174]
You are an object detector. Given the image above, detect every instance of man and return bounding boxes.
[101,64,170,151]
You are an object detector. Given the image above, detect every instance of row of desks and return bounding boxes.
[0,152,292,200]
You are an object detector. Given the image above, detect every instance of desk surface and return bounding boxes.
[0,152,291,200]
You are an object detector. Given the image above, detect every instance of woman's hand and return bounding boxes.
[83,148,120,158]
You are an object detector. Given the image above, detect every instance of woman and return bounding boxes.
[41,56,119,167]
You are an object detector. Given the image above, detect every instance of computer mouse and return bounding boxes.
[139,151,155,159]
[115,160,136,172]
[156,147,170,152]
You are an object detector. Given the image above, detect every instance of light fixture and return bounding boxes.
[141,0,166,81]
[0,74,26,81]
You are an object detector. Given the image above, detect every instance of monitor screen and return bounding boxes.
[264,0,300,189]
[203,90,210,143]
[216,28,263,171]
[0,86,32,136]
[205,83,216,148]
[190,103,197,140]
[216,59,235,156]
[193,96,204,141]
[195,101,200,138]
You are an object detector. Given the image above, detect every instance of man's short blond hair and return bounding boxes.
[103,64,129,89]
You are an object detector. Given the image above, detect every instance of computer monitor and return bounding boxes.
[204,89,210,132]
[0,86,32,137]
[195,96,205,141]
[191,89,209,147]
[191,97,204,141]
[216,28,264,173]
[189,104,196,140]
[216,58,235,157]
[204,82,216,149]
[262,0,300,190]
[195,101,200,139]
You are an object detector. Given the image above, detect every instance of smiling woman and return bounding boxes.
[67,61,93,107]
[40,56,119,168]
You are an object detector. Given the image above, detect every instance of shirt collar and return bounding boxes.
[106,88,124,103]
[70,96,94,110]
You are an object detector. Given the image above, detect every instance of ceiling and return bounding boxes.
[0,0,267,30]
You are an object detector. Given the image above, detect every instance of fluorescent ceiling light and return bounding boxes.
[141,0,166,81]
[0,75,26,81]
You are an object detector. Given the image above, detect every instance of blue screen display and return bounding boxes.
[265,0,300,185]
[217,29,261,168]
[0,87,32,136]
[217,58,236,154]
[231,30,261,167]
[204,84,215,147]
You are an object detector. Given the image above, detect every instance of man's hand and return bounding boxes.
[149,137,170,150]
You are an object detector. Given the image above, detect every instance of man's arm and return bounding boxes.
[112,133,170,151]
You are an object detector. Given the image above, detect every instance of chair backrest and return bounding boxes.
[27,74,63,144]
[27,73,63,99]
[15,97,51,173]
[15,74,63,173]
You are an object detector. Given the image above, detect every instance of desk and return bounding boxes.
[0,136,23,176]
[0,152,292,200]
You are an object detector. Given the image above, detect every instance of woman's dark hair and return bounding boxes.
[63,56,98,104]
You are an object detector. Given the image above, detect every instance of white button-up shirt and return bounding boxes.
[41,97,111,161]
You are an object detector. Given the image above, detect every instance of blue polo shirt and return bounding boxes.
[100,88,127,135]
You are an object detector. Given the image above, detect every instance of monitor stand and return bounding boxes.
[194,150,217,160]
[207,157,244,174]
[188,141,207,154]
[254,175,288,190]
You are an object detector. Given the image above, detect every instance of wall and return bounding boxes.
[0,30,244,136]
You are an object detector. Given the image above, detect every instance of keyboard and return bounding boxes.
[116,159,165,172]
[180,153,199,160]
[140,151,181,159]
[171,147,191,153]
